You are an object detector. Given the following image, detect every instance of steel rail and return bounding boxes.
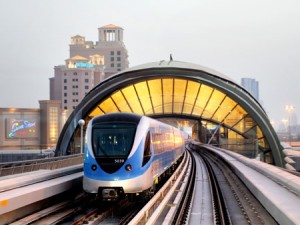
[129,151,189,224]
[171,148,196,225]
[200,154,231,225]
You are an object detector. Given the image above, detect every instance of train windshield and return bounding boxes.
[92,123,137,157]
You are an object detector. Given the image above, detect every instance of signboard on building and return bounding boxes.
[6,118,38,139]
[75,62,94,68]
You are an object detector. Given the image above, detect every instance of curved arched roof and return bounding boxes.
[56,60,284,167]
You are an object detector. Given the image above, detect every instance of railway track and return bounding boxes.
[10,144,278,225]
[10,193,94,225]
[194,145,278,225]
[199,152,231,225]
[128,148,195,224]
[9,152,187,224]
[172,148,196,225]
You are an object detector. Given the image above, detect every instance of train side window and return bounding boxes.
[142,131,151,166]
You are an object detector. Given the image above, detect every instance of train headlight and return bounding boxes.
[125,164,132,171]
[91,164,97,171]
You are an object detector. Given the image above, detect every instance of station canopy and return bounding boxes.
[56,60,284,167]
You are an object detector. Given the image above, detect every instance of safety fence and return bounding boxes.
[0,154,83,177]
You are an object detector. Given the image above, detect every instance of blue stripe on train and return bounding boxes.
[84,139,184,182]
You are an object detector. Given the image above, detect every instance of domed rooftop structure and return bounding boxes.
[56,60,284,166]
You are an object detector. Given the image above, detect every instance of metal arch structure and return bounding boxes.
[56,60,284,167]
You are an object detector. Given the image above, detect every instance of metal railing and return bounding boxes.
[0,154,83,177]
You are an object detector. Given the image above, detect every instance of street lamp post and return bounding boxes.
[285,105,295,145]
[78,119,85,154]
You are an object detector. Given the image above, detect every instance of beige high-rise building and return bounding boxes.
[69,24,129,77]
[50,24,129,112]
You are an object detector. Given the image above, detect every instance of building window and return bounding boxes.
[72,78,78,82]
[64,93,67,97]
[64,106,67,109]
[117,57,121,61]
[117,63,121,67]
[85,85,89,90]
[85,72,88,75]
[110,51,114,55]
[49,107,59,140]
[111,57,114,61]
[73,106,76,109]
[73,72,77,75]
[85,79,89,83]
[64,99,67,103]
[64,86,67,90]
[117,69,121,71]
[117,51,121,55]
[64,79,67,83]
[111,63,114,68]
[64,73,67,76]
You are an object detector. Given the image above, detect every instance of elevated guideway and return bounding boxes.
[0,165,82,224]
[0,154,83,176]
[0,145,299,224]
[189,142,300,225]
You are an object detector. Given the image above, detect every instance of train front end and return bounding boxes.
[83,113,153,200]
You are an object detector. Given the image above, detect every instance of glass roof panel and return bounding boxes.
[111,91,132,112]
[174,79,187,113]
[232,116,257,134]
[99,97,119,113]
[257,126,264,139]
[258,137,268,149]
[183,81,200,115]
[224,105,247,127]
[192,84,213,116]
[86,78,263,150]
[213,96,237,122]
[88,106,104,117]
[233,118,245,133]
[134,82,153,114]
[228,129,244,139]
[173,103,182,114]
[202,89,225,120]
[182,105,194,115]
[244,125,258,139]
[148,79,162,114]
[121,85,144,115]
[163,79,173,113]
[243,116,256,130]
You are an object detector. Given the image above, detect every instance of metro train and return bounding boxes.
[83,113,186,200]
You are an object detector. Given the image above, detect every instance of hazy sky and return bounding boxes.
[0,0,299,129]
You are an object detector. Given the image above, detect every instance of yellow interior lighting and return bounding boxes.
[87,77,264,141]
